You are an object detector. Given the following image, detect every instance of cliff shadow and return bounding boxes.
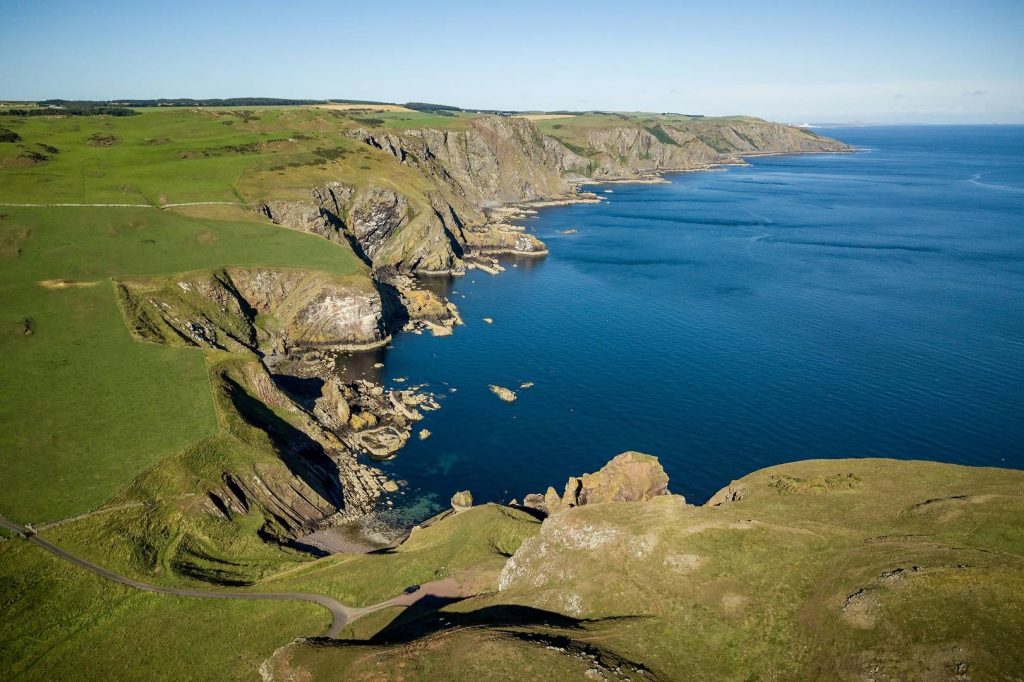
[373,277,411,333]
[365,604,586,646]
[222,375,344,509]
[307,604,659,677]
[269,373,325,412]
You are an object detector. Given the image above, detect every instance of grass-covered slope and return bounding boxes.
[0,540,326,681]
[0,205,363,523]
[272,458,1024,681]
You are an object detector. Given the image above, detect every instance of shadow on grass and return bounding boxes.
[307,603,661,679]
[367,603,585,645]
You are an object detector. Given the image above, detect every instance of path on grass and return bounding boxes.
[0,201,247,209]
[35,495,198,531]
[0,514,469,638]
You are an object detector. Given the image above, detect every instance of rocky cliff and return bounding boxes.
[257,114,848,275]
[116,268,389,354]
[521,451,672,515]
[110,265,460,568]
[566,118,850,179]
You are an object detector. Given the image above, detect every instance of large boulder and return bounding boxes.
[451,490,474,511]
[523,451,673,516]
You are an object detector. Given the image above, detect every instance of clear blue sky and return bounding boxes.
[2,0,1022,123]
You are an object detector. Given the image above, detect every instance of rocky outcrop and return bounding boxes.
[230,268,387,350]
[451,490,473,511]
[259,182,466,273]
[336,379,440,460]
[522,451,673,516]
[116,268,389,355]
[461,223,547,258]
[489,385,517,403]
[258,181,354,244]
[376,270,463,336]
[348,186,410,259]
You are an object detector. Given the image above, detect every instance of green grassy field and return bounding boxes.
[0,541,326,681]
[271,459,1024,681]
[0,205,363,523]
[0,107,473,206]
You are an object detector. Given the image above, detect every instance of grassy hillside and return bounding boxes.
[0,107,473,206]
[0,541,326,681]
[271,459,1024,681]
[0,205,363,523]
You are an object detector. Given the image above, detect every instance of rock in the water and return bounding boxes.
[382,480,399,493]
[451,490,473,511]
[522,451,673,516]
[424,321,453,337]
[489,385,517,402]
[519,381,534,389]
[483,317,494,324]
[419,428,431,440]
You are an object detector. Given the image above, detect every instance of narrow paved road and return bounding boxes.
[1,515,473,639]
[0,515,350,637]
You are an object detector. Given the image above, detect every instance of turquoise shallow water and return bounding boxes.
[342,125,1024,520]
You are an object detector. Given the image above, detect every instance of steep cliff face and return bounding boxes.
[259,182,467,273]
[573,119,850,178]
[115,268,389,354]
[351,116,586,207]
[204,359,391,536]
[258,182,354,244]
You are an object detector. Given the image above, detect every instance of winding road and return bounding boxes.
[0,515,466,638]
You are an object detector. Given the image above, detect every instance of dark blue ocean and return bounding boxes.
[346,126,1024,519]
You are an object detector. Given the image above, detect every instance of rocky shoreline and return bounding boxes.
[119,115,852,557]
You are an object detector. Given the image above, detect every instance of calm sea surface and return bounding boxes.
[343,126,1024,520]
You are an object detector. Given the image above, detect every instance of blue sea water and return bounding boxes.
[344,126,1024,519]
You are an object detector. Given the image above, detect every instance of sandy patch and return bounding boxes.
[315,103,413,112]
[38,279,99,289]
[520,114,577,121]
